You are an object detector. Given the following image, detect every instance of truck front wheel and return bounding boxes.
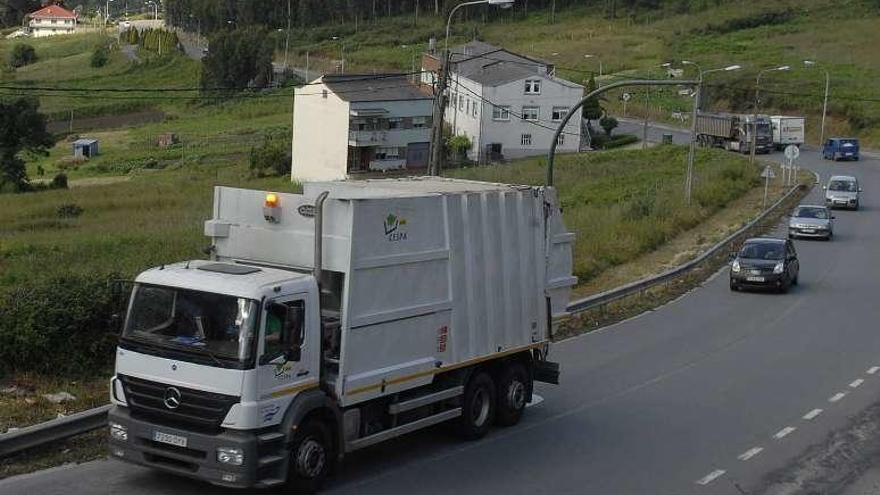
[457,372,496,440]
[495,362,529,427]
[288,420,333,494]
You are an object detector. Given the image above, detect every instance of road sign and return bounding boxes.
[760,166,775,179]
[622,92,631,102]
[784,145,800,161]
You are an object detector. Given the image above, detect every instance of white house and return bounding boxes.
[423,41,584,162]
[291,74,434,182]
[27,4,77,38]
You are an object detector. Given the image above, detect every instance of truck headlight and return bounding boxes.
[731,260,741,273]
[773,262,784,274]
[217,447,244,466]
[109,422,128,441]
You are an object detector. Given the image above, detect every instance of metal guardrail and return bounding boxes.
[0,404,111,458]
[0,177,809,460]
[566,181,808,314]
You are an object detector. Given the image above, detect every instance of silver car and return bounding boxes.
[824,175,862,210]
[789,205,834,240]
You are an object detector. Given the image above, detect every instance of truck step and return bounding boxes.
[346,408,461,453]
[257,432,285,445]
[388,386,463,415]
[258,455,286,468]
[258,478,286,488]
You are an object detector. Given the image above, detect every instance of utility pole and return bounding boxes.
[642,90,649,149]
[429,51,451,176]
[284,0,291,71]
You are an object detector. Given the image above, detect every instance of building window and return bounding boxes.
[521,134,532,146]
[387,118,403,130]
[524,79,541,94]
[322,89,328,99]
[492,106,510,121]
[557,134,565,146]
[552,107,569,121]
[412,116,428,128]
[375,147,400,159]
[458,96,464,111]
[466,99,470,114]
[472,101,478,118]
[521,106,539,121]
[51,19,57,24]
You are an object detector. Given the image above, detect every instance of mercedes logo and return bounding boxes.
[163,387,182,410]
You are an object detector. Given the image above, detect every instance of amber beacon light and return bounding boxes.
[263,192,281,223]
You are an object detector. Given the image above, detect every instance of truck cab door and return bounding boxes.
[255,293,318,425]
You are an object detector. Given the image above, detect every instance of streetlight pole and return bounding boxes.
[283,0,291,71]
[751,65,790,165]
[584,54,603,78]
[804,60,830,147]
[547,79,698,186]
[681,61,741,204]
[429,0,514,176]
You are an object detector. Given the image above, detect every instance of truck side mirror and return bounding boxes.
[108,280,133,335]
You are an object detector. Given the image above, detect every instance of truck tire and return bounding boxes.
[287,420,333,494]
[495,362,529,427]
[457,371,496,440]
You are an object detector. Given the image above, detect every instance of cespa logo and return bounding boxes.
[383,213,408,242]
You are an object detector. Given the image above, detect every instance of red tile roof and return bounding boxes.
[29,5,77,19]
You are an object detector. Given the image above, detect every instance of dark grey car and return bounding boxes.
[730,238,800,293]
[788,205,834,240]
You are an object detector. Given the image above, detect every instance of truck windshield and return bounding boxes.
[123,284,258,364]
[756,122,771,136]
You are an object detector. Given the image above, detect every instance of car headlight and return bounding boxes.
[217,447,245,466]
[773,262,784,274]
[109,422,128,441]
[732,260,741,273]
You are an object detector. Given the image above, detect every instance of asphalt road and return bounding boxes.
[2,138,878,494]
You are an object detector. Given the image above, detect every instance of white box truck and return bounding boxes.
[770,115,805,150]
[107,177,576,491]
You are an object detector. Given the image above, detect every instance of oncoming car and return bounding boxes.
[730,238,799,293]
[824,175,862,210]
[788,205,834,240]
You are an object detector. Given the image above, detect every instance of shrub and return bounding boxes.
[91,46,110,68]
[57,203,83,218]
[51,173,69,190]
[249,136,290,177]
[447,134,472,163]
[0,274,120,376]
[9,43,37,69]
[599,116,619,136]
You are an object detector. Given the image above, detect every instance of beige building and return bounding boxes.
[291,74,434,182]
[28,4,77,38]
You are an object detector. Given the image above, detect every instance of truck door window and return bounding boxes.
[264,300,305,361]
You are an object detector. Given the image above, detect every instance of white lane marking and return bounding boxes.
[803,408,823,420]
[850,379,865,388]
[526,394,544,408]
[738,447,764,461]
[773,426,797,439]
[695,469,726,486]
[829,392,847,402]
[868,367,880,375]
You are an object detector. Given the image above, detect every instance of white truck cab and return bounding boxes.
[108,178,576,491]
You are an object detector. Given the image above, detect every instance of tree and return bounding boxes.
[0,97,54,193]
[9,43,37,69]
[91,46,109,67]
[201,27,274,91]
[582,74,604,135]
[0,0,40,28]
[599,115,618,136]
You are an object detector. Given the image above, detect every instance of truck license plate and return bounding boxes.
[153,431,188,448]
[802,229,815,233]
[746,276,765,282]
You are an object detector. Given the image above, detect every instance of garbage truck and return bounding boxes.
[695,112,773,154]
[107,177,576,491]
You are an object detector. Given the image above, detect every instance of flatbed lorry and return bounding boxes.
[107,177,576,491]
[695,112,773,154]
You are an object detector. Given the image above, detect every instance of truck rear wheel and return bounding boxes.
[287,420,333,494]
[495,362,529,427]
[457,371,496,440]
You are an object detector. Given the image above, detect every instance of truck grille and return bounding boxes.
[119,375,239,433]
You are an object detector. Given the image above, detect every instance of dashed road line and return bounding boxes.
[867,366,880,375]
[803,408,823,420]
[773,426,797,439]
[738,447,764,461]
[829,392,847,403]
[850,379,865,388]
[695,469,726,486]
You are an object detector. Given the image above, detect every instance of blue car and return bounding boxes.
[823,138,860,161]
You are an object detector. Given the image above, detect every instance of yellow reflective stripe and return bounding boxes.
[345,342,545,397]
[269,380,319,398]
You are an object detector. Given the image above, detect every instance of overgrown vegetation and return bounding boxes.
[201,27,274,91]
[8,42,35,68]
[0,96,54,193]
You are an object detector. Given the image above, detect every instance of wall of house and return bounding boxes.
[291,83,350,182]
[30,18,76,37]
[445,73,583,162]
[349,99,433,170]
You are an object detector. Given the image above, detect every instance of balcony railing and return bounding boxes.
[348,128,430,147]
